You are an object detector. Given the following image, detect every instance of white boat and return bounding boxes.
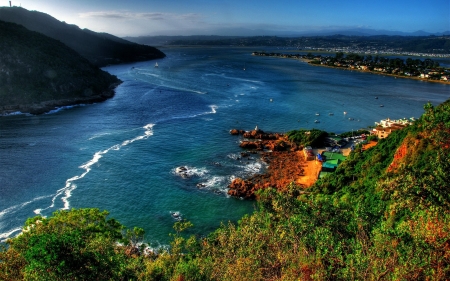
[155,62,158,67]
[314,120,320,123]
[315,113,320,116]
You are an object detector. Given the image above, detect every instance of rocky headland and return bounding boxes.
[228,128,308,199]
[0,20,121,115]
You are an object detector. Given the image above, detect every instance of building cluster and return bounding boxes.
[371,118,415,139]
[311,56,450,81]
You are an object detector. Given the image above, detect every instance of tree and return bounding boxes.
[335,52,344,60]
[1,209,136,281]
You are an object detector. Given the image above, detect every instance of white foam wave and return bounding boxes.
[200,176,226,189]
[140,72,161,78]
[171,105,218,121]
[88,132,113,140]
[137,75,207,95]
[245,162,263,174]
[34,123,155,215]
[0,195,51,219]
[0,227,22,242]
[45,104,86,115]
[204,73,264,84]
[1,111,25,116]
[173,166,208,178]
[209,105,217,114]
[227,153,241,160]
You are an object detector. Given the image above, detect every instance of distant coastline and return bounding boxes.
[252,52,450,85]
[306,61,450,85]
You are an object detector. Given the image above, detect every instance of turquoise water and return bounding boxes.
[1,47,449,245]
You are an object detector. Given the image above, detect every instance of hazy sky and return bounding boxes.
[6,0,450,36]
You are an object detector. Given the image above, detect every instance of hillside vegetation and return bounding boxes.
[0,7,165,67]
[1,100,449,280]
[0,20,120,114]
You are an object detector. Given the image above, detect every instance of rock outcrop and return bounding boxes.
[228,128,306,198]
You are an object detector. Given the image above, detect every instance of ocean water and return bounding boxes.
[1,47,449,245]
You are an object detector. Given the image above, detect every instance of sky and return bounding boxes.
[4,0,450,37]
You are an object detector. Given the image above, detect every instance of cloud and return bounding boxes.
[79,11,204,22]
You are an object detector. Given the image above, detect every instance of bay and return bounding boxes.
[1,46,449,245]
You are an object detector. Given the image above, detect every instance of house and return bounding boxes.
[303,147,315,161]
[318,151,347,178]
[371,124,406,139]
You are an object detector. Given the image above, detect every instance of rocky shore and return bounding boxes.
[0,81,121,116]
[228,127,308,199]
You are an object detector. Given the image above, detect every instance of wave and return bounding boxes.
[88,131,114,140]
[45,104,86,115]
[34,123,155,215]
[136,73,208,95]
[173,166,209,178]
[209,105,217,114]
[0,111,26,117]
[0,227,22,243]
[204,73,264,84]
[0,194,51,219]
[171,104,218,121]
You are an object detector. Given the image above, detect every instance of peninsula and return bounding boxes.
[252,51,450,84]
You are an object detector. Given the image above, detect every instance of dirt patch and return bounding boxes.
[295,159,322,187]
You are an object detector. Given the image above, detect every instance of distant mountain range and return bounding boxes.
[0,7,165,67]
[129,27,450,40]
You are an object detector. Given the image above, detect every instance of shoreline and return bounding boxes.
[228,128,369,199]
[252,53,450,85]
[306,62,450,85]
[228,128,320,199]
[0,81,122,116]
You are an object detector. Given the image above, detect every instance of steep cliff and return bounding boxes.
[0,20,120,114]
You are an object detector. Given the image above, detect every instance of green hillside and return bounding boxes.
[0,7,165,67]
[1,100,449,280]
[0,20,120,115]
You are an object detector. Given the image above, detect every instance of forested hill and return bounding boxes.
[1,99,449,279]
[0,6,165,67]
[0,20,120,115]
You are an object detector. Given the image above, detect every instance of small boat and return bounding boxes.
[375,96,378,99]
[270,98,273,102]
[314,120,320,123]
[380,105,384,107]
[155,62,158,68]
[315,113,320,116]
[329,113,334,116]
[343,111,347,115]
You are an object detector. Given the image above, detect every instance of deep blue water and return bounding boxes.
[1,47,449,245]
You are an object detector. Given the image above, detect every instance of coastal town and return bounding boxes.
[252,51,450,83]
[227,116,414,198]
